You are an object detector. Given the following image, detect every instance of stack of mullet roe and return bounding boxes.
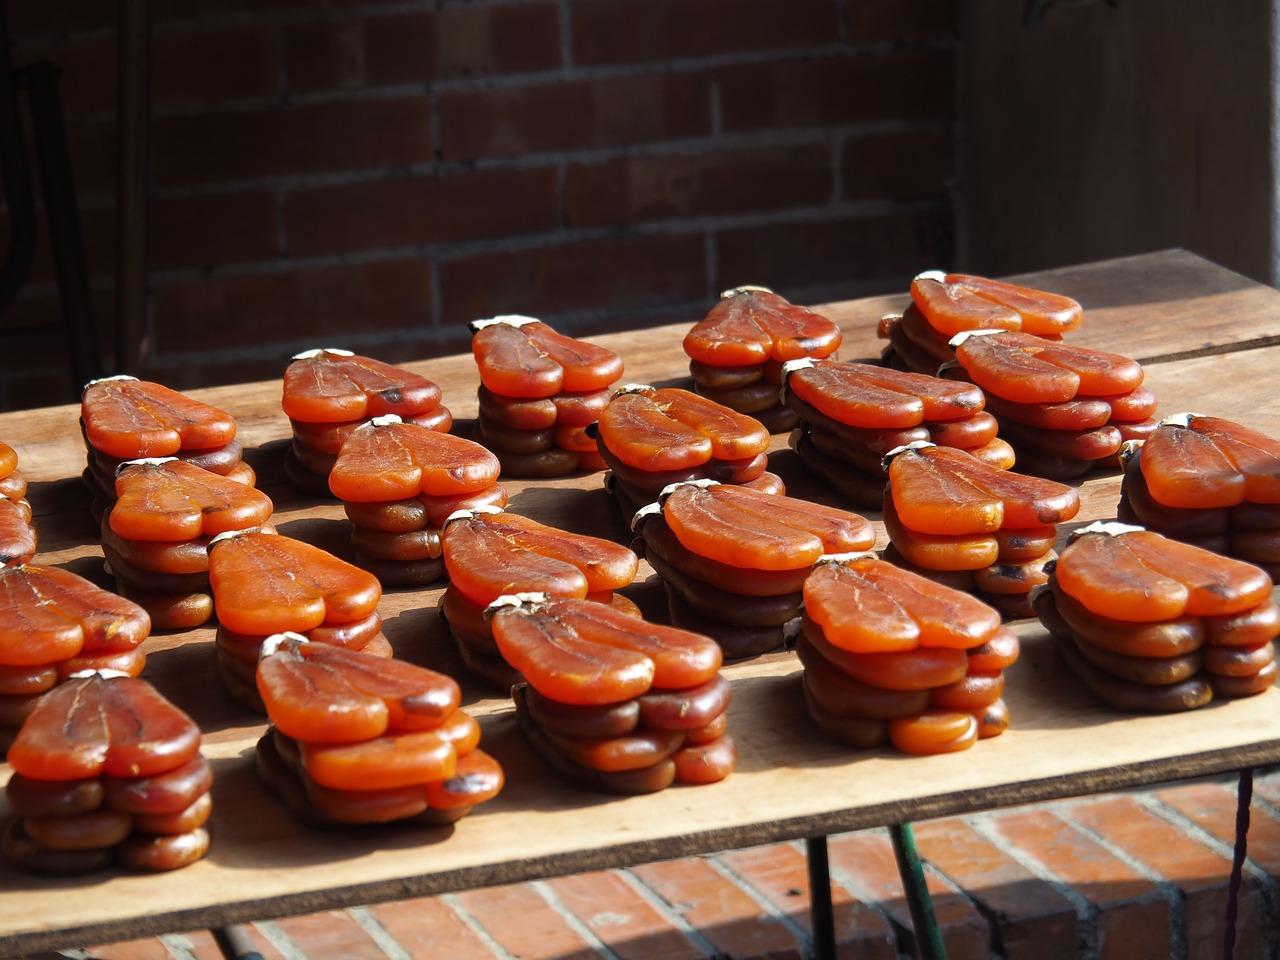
[0,441,35,565]
[1036,523,1279,712]
[327,415,505,587]
[439,507,640,691]
[1117,413,1280,577]
[470,316,622,477]
[208,528,389,712]
[799,554,1020,754]
[254,635,502,828]
[879,270,1157,480]
[781,358,1011,509]
[490,593,735,794]
[80,376,254,520]
[591,384,782,522]
[683,286,841,434]
[882,442,1080,618]
[281,349,452,496]
[631,481,876,658]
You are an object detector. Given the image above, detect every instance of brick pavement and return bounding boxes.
[24,769,1278,960]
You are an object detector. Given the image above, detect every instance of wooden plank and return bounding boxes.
[3,250,1280,953]
[813,248,1280,364]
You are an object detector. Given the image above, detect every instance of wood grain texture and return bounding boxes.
[3,249,1280,953]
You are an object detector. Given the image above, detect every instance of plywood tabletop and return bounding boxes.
[2,249,1280,954]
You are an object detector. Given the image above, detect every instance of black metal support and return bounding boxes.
[0,0,104,399]
[25,60,102,387]
[1223,768,1254,960]
[889,822,948,960]
[805,835,836,960]
[0,0,35,315]
[115,0,150,376]
[212,923,266,960]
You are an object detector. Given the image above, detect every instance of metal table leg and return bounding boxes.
[806,835,836,960]
[212,924,265,960]
[890,822,948,960]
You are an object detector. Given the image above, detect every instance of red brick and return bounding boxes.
[437,72,711,162]
[152,259,431,355]
[842,128,954,201]
[152,98,432,187]
[12,35,116,119]
[546,868,707,960]
[569,0,839,64]
[718,50,955,132]
[153,26,278,107]
[847,0,960,44]
[1066,795,1264,960]
[453,881,598,959]
[0,200,115,286]
[0,286,114,407]
[366,895,499,959]
[828,830,990,960]
[153,0,389,20]
[283,15,432,93]
[147,353,293,397]
[1156,778,1280,897]
[631,856,807,960]
[1154,780,1278,866]
[272,909,388,959]
[8,0,114,36]
[284,167,559,256]
[183,925,290,960]
[438,233,706,325]
[987,808,1172,960]
[565,143,832,228]
[913,818,1077,960]
[718,842,898,960]
[714,211,952,301]
[66,118,118,199]
[77,937,176,959]
[151,191,278,272]
[433,2,563,79]
[1253,769,1280,809]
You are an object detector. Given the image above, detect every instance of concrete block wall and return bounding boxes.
[1,0,958,410]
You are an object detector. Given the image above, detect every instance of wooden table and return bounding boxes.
[2,249,1279,956]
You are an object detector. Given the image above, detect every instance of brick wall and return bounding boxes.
[2,0,957,410]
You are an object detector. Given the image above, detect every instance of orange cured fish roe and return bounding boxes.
[110,459,274,542]
[81,377,238,459]
[887,443,1079,536]
[281,349,444,423]
[490,596,723,706]
[328,417,501,502]
[683,286,841,367]
[657,481,875,571]
[208,529,381,636]
[495,594,735,790]
[595,386,770,471]
[257,635,461,743]
[255,635,500,823]
[1137,415,1280,509]
[0,565,150,667]
[888,711,979,755]
[784,360,985,429]
[441,508,638,606]
[804,557,1003,654]
[471,317,623,398]
[1055,525,1273,623]
[594,391,713,472]
[910,271,1082,338]
[1185,416,1280,503]
[9,673,200,781]
[954,331,1143,405]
